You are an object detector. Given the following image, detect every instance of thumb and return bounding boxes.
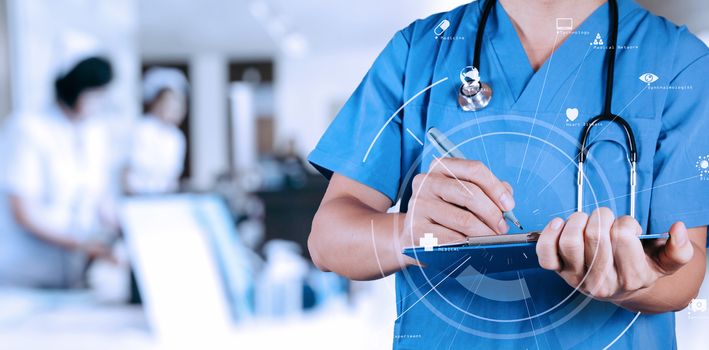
[656,222,694,274]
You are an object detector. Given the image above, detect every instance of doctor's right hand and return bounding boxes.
[400,158,515,248]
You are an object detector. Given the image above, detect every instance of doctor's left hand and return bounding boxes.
[536,208,695,303]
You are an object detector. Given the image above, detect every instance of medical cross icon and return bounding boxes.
[420,233,439,252]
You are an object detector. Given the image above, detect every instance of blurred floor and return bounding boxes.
[0,275,397,350]
[1,263,708,349]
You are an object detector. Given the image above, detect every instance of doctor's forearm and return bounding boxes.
[309,196,410,280]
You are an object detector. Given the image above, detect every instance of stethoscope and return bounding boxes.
[458,0,638,218]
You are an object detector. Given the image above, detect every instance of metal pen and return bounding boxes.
[426,127,524,230]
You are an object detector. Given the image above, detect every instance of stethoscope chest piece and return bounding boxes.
[458,66,493,111]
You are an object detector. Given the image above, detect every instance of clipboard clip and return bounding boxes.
[433,232,542,248]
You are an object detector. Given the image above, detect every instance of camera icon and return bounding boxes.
[689,298,707,313]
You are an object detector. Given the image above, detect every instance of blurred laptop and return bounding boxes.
[120,194,253,347]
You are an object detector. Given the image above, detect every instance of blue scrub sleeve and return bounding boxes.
[648,44,709,234]
[308,30,411,202]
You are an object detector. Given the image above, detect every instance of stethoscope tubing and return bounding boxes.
[464,0,638,217]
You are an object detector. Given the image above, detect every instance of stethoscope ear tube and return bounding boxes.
[577,114,639,218]
[459,0,637,218]
[576,0,637,218]
[578,114,638,163]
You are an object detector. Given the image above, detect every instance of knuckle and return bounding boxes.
[588,288,601,298]
[466,160,484,174]
[568,212,589,225]
[412,174,425,191]
[587,284,610,299]
[640,273,657,289]
[535,241,546,255]
[611,216,640,240]
[559,235,583,253]
[593,207,615,222]
[622,278,643,293]
[462,185,481,203]
[585,222,601,242]
[617,216,640,232]
[482,203,502,222]
[428,158,442,171]
[538,254,558,271]
[597,288,612,299]
[453,210,475,230]
[564,274,582,289]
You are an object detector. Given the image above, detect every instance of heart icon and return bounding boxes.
[566,108,579,121]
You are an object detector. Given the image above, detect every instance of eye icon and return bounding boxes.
[639,73,659,84]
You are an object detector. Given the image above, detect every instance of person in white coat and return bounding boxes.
[0,56,116,288]
[123,67,188,195]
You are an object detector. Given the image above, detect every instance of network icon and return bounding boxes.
[592,33,604,46]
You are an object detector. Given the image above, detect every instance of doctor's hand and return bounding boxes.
[536,208,694,303]
[400,158,515,248]
[79,242,118,264]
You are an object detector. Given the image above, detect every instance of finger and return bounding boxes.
[583,208,615,294]
[428,176,507,234]
[655,221,694,274]
[558,212,589,278]
[502,181,513,195]
[429,158,515,212]
[424,197,497,237]
[536,217,565,271]
[610,216,650,292]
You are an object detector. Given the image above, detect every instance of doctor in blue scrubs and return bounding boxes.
[308,0,709,348]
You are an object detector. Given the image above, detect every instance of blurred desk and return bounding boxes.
[0,286,394,350]
[255,174,328,260]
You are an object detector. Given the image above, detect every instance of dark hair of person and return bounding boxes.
[55,56,113,110]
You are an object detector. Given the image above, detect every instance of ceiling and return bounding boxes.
[138,0,470,59]
[139,0,709,60]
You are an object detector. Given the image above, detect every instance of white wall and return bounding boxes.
[0,0,10,120]
[6,0,139,118]
[189,53,229,189]
[274,47,381,158]
[638,0,709,34]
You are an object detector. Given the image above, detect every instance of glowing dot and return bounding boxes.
[701,160,709,169]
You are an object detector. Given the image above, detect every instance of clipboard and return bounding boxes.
[402,232,670,274]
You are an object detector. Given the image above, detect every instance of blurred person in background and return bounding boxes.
[123,67,188,195]
[0,52,118,289]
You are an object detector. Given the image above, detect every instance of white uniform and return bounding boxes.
[125,115,185,194]
[0,107,110,288]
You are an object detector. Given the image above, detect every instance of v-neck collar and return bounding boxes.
[486,0,534,103]
[479,0,641,111]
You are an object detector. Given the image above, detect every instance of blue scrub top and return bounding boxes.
[309,0,709,348]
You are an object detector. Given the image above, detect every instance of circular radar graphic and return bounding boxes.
[365,107,644,348]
